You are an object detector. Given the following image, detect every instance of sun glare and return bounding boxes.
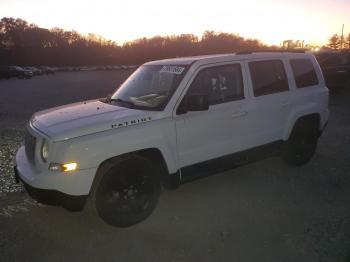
[0,0,349,46]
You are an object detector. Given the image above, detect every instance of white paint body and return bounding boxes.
[15,52,329,196]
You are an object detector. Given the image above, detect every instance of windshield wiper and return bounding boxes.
[110,98,135,108]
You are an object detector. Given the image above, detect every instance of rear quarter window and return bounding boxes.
[249,60,289,97]
[290,59,319,88]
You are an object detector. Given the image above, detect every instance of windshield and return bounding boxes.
[111,65,188,111]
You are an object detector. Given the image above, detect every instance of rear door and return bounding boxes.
[245,59,291,145]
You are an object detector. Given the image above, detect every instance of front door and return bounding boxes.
[174,63,249,168]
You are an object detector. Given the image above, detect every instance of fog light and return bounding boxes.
[49,162,78,172]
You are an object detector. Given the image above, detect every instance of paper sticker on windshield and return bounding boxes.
[160,66,185,75]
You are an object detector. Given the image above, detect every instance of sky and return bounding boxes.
[0,0,349,46]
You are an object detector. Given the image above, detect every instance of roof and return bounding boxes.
[144,54,232,66]
[144,51,314,66]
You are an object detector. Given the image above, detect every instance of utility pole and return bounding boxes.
[340,24,344,50]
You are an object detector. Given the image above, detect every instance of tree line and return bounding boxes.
[0,17,268,66]
[327,33,350,50]
[1,17,347,66]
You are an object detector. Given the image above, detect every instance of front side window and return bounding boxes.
[290,59,319,88]
[186,64,244,105]
[249,60,289,97]
[111,65,188,110]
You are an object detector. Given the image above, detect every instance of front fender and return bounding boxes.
[51,118,178,174]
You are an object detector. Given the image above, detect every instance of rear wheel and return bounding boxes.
[90,157,161,227]
[283,119,319,166]
[283,134,318,166]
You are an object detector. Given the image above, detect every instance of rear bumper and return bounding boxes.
[14,165,87,211]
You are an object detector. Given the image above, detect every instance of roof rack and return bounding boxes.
[236,49,306,55]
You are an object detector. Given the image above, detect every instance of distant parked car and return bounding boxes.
[56,67,67,72]
[0,66,33,79]
[96,66,105,71]
[80,66,89,71]
[24,66,42,76]
[15,66,34,78]
[315,51,350,90]
[38,66,55,74]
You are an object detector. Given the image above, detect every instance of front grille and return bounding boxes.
[25,129,36,165]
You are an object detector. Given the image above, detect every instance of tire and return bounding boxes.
[283,128,318,166]
[89,157,161,227]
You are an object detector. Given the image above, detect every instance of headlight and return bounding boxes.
[41,140,49,162]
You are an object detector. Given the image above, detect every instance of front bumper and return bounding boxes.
[15,166,87,211]
[15,146,97,210]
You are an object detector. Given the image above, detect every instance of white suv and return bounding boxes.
[14,52,329,227]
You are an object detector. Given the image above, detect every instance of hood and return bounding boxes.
[31,99,161,141]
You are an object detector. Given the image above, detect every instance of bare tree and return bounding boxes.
[346,33,350,49]
[328,34,341,50]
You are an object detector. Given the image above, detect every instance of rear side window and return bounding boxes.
[249,60,289,97]
[290,59,319,88]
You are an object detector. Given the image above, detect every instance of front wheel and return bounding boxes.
[89,157,161,227]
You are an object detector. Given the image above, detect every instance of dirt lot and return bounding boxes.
[0,71,350,262]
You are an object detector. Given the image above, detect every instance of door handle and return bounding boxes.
[281,101,291,107]
[232,111,248,118]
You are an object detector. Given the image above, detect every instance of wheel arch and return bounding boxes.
[284,113,321,140]
[89,148,174,194]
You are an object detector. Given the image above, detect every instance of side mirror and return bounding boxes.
[107,93,112,100]
[177,94,209,115]
[101,94,112,103]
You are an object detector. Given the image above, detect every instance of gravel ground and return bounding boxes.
[0,128,24,193]
[0,71,349,262]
